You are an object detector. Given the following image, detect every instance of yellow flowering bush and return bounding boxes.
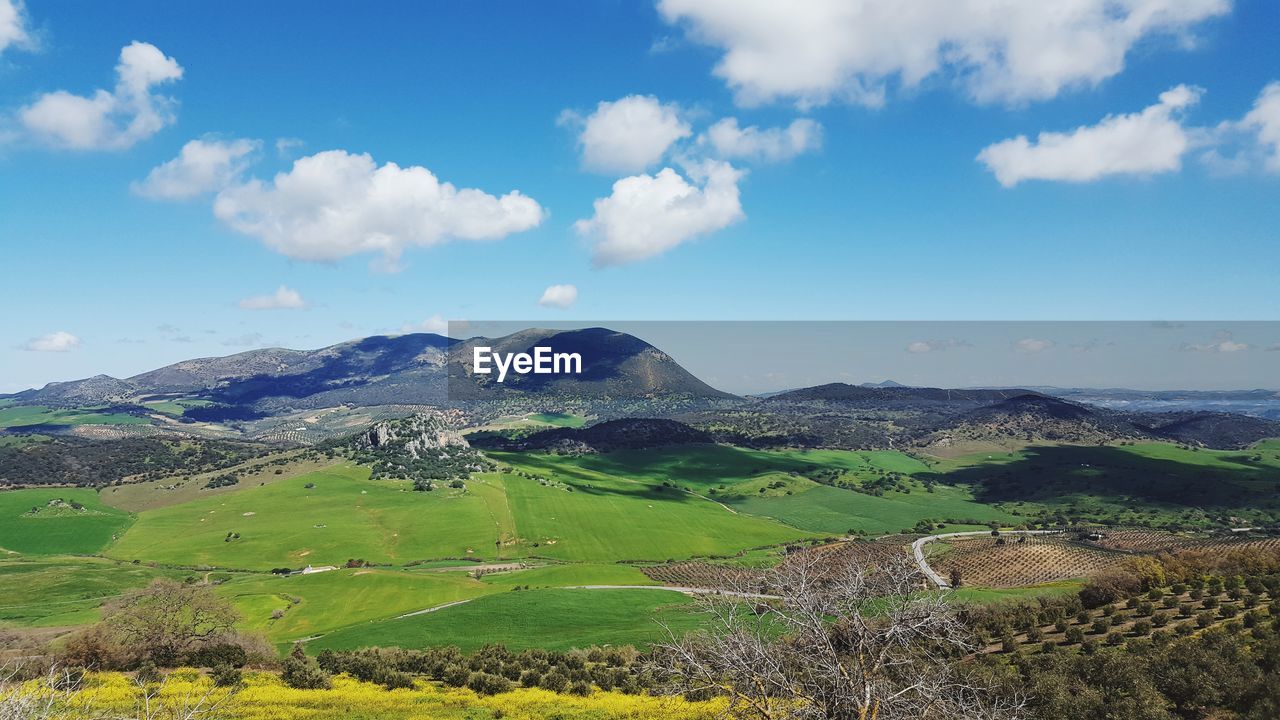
[7,670,727,720]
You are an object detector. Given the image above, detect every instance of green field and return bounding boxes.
[0,405,149,428]
[924,441,1280,527]
[106,465,510,569]
[726,478,1021,534]
[217,568,497,644]
[477,563,659,589]
[0,488,133,555]
[308,588,703,653]
[0,558,184,626]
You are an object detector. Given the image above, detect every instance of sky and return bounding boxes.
[1,0,1278,393]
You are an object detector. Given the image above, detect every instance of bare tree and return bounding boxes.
[655,553,1023,720]
[0,662,76,720]
[103,579,240,666]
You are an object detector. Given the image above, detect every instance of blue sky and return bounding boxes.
[1,0,1278,392]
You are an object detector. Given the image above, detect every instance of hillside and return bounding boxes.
[472,418,712,453]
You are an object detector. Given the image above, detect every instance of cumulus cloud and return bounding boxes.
[401,314,449,335]
[561,95,691,174]
[906,339,969,354]
[574,160,744,267]
[23,331,80,352]
[1240,82,1280,173]
[238,286,307,310]
[658,0,1228,107]
[213,150,545,270]
[538,284,578,308]
[1014,338,1054,353]
[0,0,31,55]
[702,117,822,163]
[134,137,259,199]
[977,85,1201,187]
[19,41,182,150]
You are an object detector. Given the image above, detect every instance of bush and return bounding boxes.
[466,671,513,695]
[210,663,242,687]
[539,669,569,693]
[186,643,248,669]
[281,647,331,690]
[567,680,593,696]
[135,661,162,686]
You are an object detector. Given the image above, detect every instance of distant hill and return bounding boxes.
[473,418,712,454]
[764,383,1037,409]
[12,328,732,423]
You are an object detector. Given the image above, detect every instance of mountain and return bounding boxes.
[13,328,732,422]
[763,383,1038,411]
[927,393,1146,445]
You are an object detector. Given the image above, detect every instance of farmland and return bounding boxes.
[1,438,1278,661]
[308,588,704,653]
[0,487,133,555]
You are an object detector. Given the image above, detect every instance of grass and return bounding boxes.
[477,563,659,589]
[494,468,815,562]
[926,442,1280,528]
[216,568,497,644]
[307,588,704,653]
[0,488,133,555]
[106,466,509,570]
[948,580,1085,605]
[724,476,1020,535]
[0,557,184,626]
[0,405,149,428]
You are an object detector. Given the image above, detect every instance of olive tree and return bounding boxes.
[654,553,1022,720]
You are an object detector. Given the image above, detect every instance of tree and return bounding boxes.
[655,554,1023,720]
[101,579,240,666]
[950,568,964,588]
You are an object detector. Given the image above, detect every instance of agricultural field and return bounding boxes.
[924,442,1280,528]
[0,557,185,627]
[0,487,133,555]
[931,535,1128,588]
[0,404,149,428]
[217,568,497,645]
[308,588,703,653]
[106,465,511,569]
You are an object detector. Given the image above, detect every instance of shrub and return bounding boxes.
[567,680,593,696]
[281,647,331,690]
[210,663,242,688]
[539,669,569,693]
[135,661,162,686]
[466,671,513,695]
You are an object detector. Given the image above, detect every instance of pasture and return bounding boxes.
[0,405,149,428]
[217,567,497,644]
[308,587,703,653]
[0,488,133,555]
[106,465,509,569]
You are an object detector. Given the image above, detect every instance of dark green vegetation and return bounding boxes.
[0,435,267,487]
[926,441,1280,529]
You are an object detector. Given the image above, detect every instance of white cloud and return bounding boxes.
[18,41,182,150]
[1014,338,1053,353]
[401,314,449,335]
[538,284,578,308]
[657,0,1227,108]
[133,137,259,200]
[561,95,691,173]
[213,150,545,269]
[574,160,745,267]
[0,0,31,55]
[23,331,80,352]
[1241,81,1280,173]
[977,85,1202,187]
[238,286,307,310]
[702,117,822,163]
